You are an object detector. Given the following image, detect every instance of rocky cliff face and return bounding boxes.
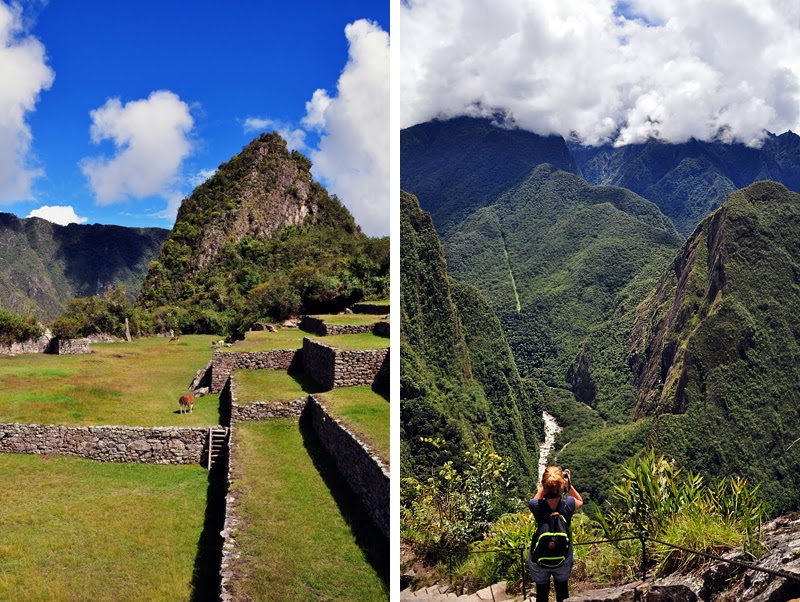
[0,212,168,322]
[627,181,800,513]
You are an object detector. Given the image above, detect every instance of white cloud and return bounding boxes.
[401,0,800,147]
[81,90,194,204]
[26,205,87,226]
[306,19,389,236]
[243,117,307,151]
[188,168,217,188]
[0,1,54,203]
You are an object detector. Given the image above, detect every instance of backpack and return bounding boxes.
[531,499,571,568]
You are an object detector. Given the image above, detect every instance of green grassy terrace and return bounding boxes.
[229,419,388,600]
[234,370,323,404]
[315,332,390,350]
[0,454,207,601]
[0,335,220,426]
[221,328,305,352]
[318,386,389,465]
[308,313,386,326]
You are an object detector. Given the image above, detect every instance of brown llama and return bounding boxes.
[179,393,195,414]
[169,334,180,342]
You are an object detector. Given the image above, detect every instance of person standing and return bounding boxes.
[528,466,583,601]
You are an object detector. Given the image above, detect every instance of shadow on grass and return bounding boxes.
[288,370,327,395]
[189,460,227,602]
[299,411,389,589]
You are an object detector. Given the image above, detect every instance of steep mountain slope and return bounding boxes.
[0,213,167,322]
[401,117,578,236]
[400,191,542,490]
[444,165,682,422]
[573,132,800,235]
[629,181,800,513]
[138,133,388,333]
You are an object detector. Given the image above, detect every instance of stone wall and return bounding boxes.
[0,423,210,464]
[372,321,390,338]
[299,316,373,336]
[210,349,300,392]
[53,338,92,355]
[304,397,389,539]
[225,375,305,421]
[219,424,240,602]
[301,337,389,389]
[0,336,51,356]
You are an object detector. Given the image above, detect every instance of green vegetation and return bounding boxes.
[400,191,542,493]
[408,452,763,590]
[0,309,41,345]
[401,116,578,237]
[319,332,390,350]
[235,369,321,403]
[630,181,800,514]
[573,133,800,236]
[0,211,167,323]
[318,386,389,464]
[0,454,207,601]
[0,335,220,426]
[230,419,387,600]
[137,133,389,337]
[401,440,514,556]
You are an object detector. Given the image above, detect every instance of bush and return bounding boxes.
[0,310,42,345]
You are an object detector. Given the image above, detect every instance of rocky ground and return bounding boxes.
[401,513,800,601]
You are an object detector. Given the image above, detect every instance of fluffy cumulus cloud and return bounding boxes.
[401,0,800,147]
[81,90,194,204]
[26,205,87,225]
[306,19,389,236]
[0,1,54,203]
[243,117,307,151]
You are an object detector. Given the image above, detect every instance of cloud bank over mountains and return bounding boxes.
[401,0,800,147]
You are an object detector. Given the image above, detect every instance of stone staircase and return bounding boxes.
[207,426,229,469]
[401,581,528,601]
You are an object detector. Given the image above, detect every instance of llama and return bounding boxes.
[169,334,180,343]
[179,393,195,414]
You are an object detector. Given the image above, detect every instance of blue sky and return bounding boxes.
[1,0,389,235]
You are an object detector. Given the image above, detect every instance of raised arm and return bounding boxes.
[564,469,583,511]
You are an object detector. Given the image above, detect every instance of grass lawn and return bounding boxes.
[0,335,220,426]
[318,386,389,465]
[0,454,208,601]
[315,332,390,350]
[223,328,305,352]
[234,370,323,404]
[309,313,384,326]
[230,420,388,601]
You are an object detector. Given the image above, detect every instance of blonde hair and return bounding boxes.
[542,466,566,498]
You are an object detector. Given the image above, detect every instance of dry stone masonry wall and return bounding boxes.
[373,321,390,338]
[0,423,208,464]
[225,374,305,421]
[352,302,389,314]
[210,349,300,392]
[299,316,373,336]
[304,396,390,539]
[301,337,388,389]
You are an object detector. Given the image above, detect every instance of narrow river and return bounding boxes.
[537,411,563,482]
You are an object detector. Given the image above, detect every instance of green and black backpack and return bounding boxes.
[531,500,571,568]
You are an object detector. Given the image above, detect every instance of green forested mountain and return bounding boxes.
[572,132,800,235]
[401,117,578,237]
[0,212,167,322]
[628,181,800,514]
[137,133,388,334]
[444,164,682,422]
[400,190,542,491]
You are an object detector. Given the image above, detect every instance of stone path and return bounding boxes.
[401,581,528,601]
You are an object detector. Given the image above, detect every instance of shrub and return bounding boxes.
[0,310,42,345]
